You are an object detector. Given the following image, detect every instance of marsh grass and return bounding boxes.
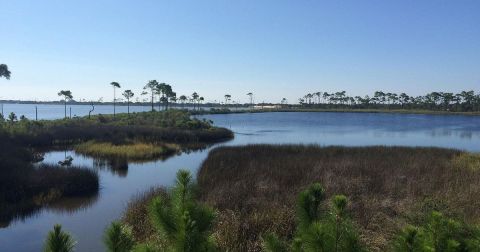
[4,110,233,148]
[0,164,99,226]
[122,188,168,242]
[75,141,179,161]
[197,145,480,251]
[452,153,480,171]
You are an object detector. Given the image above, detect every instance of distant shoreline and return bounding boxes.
[195,107,480,117]
[2,101,479,117]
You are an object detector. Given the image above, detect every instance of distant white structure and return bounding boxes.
[253,105,282,110]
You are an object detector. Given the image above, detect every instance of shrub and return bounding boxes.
[104,221,135,252]
[44,224,76,252]
[122,188,167,242]
[262,183,364,252]
[148,170,217,251]
[392,211,480,252]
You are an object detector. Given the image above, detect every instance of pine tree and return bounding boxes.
[148,169,217,251]
[104,221,135,252]
[392,211,480,252]
[262,183,364,252]
[44,224,76,252]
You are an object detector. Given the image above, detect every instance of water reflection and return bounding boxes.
[47,194,99,214]
[94,158,129,177]
[0,192,99,229]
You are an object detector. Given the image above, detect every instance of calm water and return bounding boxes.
[1,112,480,251]
[0,103,245,120]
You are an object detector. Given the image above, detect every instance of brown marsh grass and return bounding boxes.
[197,145,480,251]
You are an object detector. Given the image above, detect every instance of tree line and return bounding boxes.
[3,63,480,113]
[57,81,209,119]
[299,90,480,112]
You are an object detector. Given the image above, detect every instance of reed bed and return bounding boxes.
[0,163,99,226]
[197,145,480,251]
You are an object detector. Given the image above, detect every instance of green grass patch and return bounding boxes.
[75,141,179,161]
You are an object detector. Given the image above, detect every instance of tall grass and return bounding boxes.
[122,188,168,242]
[75,141,178,161]
[0,163,99,226]
[197,145,480,251]
[0,133,99,226]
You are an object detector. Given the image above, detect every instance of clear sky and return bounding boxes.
[1,0,479,103]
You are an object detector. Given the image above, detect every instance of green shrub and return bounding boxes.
[262,183,364,252]
[147,170,217,251]
[44,224,76,252]
[104,221,135,252]
[392,211,480,252]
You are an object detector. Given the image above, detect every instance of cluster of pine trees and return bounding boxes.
[300,91,480,112]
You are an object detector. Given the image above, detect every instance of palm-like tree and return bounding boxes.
[0,64,11,117]
[58,90,73,119]
[110,82,121,117]
[122,90,134,115]
[179,95,187,108]
[224,94,231,106]
[315,92,322,104]
[192,92,199,110]
[143,80,158,112]
[246,92,253,107]
[0,64,11,80]
[323,92,331,104]
[199,96,204,109]
[159,83,174,111]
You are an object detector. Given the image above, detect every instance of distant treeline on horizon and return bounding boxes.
[299,90,480,112]
[1,89,480,112]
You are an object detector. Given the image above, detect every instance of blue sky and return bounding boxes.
[1,0,479,103]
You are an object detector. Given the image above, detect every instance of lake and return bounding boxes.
[1,111,480,251]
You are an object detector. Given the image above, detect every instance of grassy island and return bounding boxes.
[75,141,179,161]
[3,110,233,147]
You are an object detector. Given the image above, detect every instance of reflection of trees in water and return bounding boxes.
[426,128,478,139]
[89,144,212,177]
[46,193,99,214]
[179,143,211,154]
[94,158,129,177]
[368,128,479,140]
[0,192,99,229]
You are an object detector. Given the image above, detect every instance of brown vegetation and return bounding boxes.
[196,145,480,251]
[122,188,167,243]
